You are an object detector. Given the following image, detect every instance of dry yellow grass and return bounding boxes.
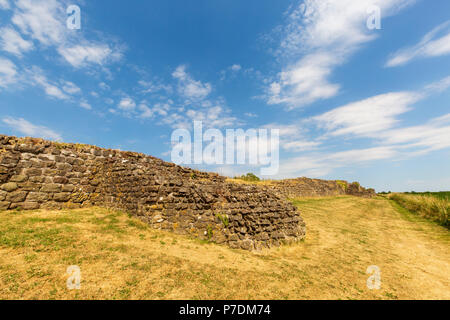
[0,196,449,300]
[388,193,449,227]
[225,178,276,186]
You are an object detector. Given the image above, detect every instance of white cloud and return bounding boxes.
[138,104,153,119]
[105,98,114,105]
[2,117,62,141]
[172,65,212,102]
[29,68,70,100]
[62,81,81,94]
[99,82,110,90]
[282,140,321,152]
[0,27,33,56]
[12,0,65,46]
[138,80,172,94]
[380,114,450,152]
[0,57,17,88]
[276,146,397,178]
[230,64,242,71]
[313,91,422,137]
[424,76,450,94]
[58,44,122,68]
[184,106,236,128]
[79,99,92,110]
[267,0,416,109]
[0,0,10,10]
[44,84,69,100]
[268,52,340,108]
[270,76,450,178]
[263,122,321,152]
[11,0,123,69]
[118,97,136,111]
[386,21,450,67]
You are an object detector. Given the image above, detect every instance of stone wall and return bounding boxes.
[0,135,305,250]
[256,178,375,199]
[258,178,376,199]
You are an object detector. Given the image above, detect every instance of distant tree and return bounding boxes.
[236,173,261,182]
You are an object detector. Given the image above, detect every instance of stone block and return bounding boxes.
[0,201,10,210]
[40,184,62,193]
[53,192,71,202]
[26,192,49,202]
[6,191,28,202]
[23,168,42,176]
[1,182,18,192]
[10,175,28,183]
[53,176,69,184]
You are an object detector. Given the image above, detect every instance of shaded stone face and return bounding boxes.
[0,134,306,250]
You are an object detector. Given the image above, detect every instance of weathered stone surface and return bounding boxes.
[40,184,62,193]
[10,175,28,183]
[53,193,70,202]
[6,191,27,202]
[62,184,75,192]
[257,178,375,199]
[1,182,18,192]
[26,192,49,202]
[0,201,10,210]
[23,168,42,176]
[11,202,40,210]
[0,134,310,250]
[53,176,69,184]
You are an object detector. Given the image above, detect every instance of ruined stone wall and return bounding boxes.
[0,135,305,250]
[258,178,376,199]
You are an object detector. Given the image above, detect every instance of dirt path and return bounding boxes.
[0,197,448,299]
[281,197,450,299]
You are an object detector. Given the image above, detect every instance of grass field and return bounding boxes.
[404,192,450,201]
[0,196,449,300]
[388,193,449,227]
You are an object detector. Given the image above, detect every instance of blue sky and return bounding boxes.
[0,0,449,192]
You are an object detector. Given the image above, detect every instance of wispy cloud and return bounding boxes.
[172,65,212,102]
[12,0,65,46]
[27,67,70,100]
[10,0,123,69]
[380,113,450,152]
[0,27,33,57]
[79,99,92,110]
[313,91,422,137]
[262,122,321,152]
[118,97,136,111]
[0,0,10,10]
[272,75,450,178]
[386,20,450,67]
[276,146,398,178]
[266,0,416,109]
[2,116,62,140]
[62,81,81,95]
[57,43,123,69]
[0,57,17,88]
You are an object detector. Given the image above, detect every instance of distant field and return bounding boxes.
[0,196,449,300]
[403,192,450,200]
